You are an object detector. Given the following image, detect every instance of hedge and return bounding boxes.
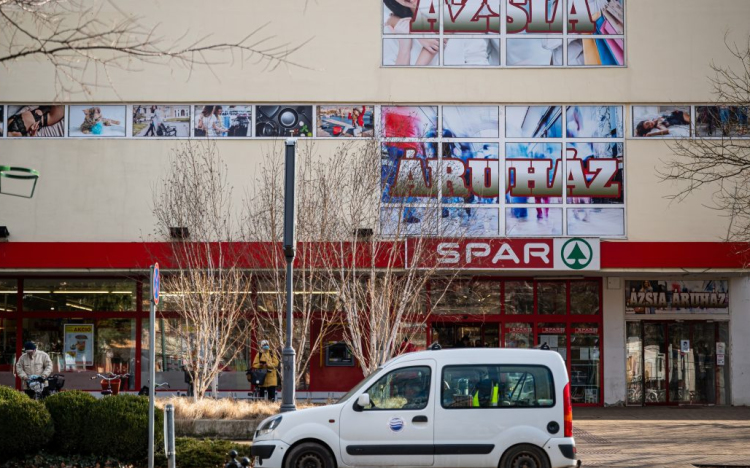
[84,394,163,463]
[44,390,97,454]
[0,385,29,403]
[172,438,250,468]
[0,398,54,460]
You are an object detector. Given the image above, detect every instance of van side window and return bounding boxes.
[362,366,431,411]
[441,365,555,409]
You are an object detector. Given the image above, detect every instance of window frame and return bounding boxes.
[361,365,433,412]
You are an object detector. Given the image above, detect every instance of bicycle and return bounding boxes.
[26,374,65,400]
[138,381,170,396]
[91,372,130,396]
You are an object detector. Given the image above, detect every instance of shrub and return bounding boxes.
[84,394,163,463]
[44,390,97,454]
[173,438,249,468]
[0,385,29,403]
[0,398,54,460]
[0,451,130,468]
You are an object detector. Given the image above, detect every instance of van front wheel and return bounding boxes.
[285,442,335,468]
[500,444,551,468]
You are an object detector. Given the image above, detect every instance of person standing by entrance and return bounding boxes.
[252,340,279,401]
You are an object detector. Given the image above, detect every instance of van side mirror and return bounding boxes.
[354,393,370,412]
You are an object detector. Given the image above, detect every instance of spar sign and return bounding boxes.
[413,238,600,271]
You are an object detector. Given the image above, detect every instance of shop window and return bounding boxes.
[505,323,532,348]
[431,281,500,315]
[538,323,567,362]
[255,278,337,313]
[23,318,136,391]
[397,323,427,352]
[0,280,18,313]
[570,322,601,404]
[0,319,17,388]
[325,342,354,367]
[538,281,566,314]
[625,322,642,405]
[571,281,600,314]
[23,279,136,312]
[504,281,533,314]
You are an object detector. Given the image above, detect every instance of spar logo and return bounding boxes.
[561,238,593,270]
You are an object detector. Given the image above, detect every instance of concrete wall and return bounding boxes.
[603,277,626,404]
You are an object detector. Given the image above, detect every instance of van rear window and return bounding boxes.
[441,365,555,409]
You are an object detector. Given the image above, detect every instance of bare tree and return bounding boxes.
[244,141,339,390]
[661,36,750,242]
[0,0,308,97]
[152,140,253,400]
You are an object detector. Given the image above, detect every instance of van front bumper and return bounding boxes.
[251,440,290,468]
[545,438,579,468]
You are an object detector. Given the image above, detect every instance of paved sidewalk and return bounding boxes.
[574,406,750,467]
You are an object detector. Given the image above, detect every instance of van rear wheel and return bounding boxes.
[500,444,550,468]
[285,442,335,468]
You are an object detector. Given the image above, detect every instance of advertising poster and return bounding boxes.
[380,206,438,237]
[566,106,623,138]
[256,105,312,137]
[506,106,562,138]
[443,106,499,138]
[6,105,65,137]
[568,38,624,66]
[381,106,438,138]
[381,142,432,203]
[505,207,563,236]
[442,142,500,204]
[695,106,749,138]
[317,105,374,138]
[64,324,94,366]
[68,105,126,137]
[441,207,499,237]
[506,142,563,204]
[132,105,190,137]
[443,39,500,66]
[0,106,4,136]
[625,280,729,314]
[632,106,691,138]
[507,38,563,66]
[194,105,253,138]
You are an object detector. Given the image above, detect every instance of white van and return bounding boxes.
[252,348,579,468]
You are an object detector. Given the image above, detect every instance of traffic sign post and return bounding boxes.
[148,263,159,468]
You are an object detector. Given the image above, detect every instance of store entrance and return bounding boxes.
[432,323,500,348]
[626,321,729,405]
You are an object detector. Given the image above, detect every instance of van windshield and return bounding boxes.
[336,368,383,404]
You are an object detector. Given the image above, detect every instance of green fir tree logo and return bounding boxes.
[561,239,593,270]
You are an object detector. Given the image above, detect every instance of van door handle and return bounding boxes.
[412,415,428,423]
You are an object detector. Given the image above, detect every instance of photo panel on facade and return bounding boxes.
[0,106,4,137]
[695,106,749,138]
[506,0,564,34]
[567,0,624,34]
[506,142,563,203]
[68,105,126,137]
[6,105,65,138]
[443,39,500,66]
[193,105,253,138]
[506,38,563,66]
[442,106,499,138]
[441,142,500,204]
[505,207,563,236]
[443,0,500,34]
[632,106,691,138]
[566,106,623,138]
[625,280,729,314]
[441,207,500,237]
[566,142,623,203]
[506,106,563,138]
[317,105,374,138]
[381,106,438,138]
[131,105,190,137]
[256,105,312,137]
[381,141,433,202]
[380,206,439,237]
[568,38,624,66]
[567,207,624,236]
[383,0,440,35]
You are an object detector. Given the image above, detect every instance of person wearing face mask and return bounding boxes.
[15,342,53,397]
[252,340,280,401]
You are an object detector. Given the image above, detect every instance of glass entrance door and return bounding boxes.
[627,321,728,405]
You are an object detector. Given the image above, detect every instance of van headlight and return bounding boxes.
[255,416,283,438]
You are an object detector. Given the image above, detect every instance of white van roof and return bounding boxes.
[385,348,566,369]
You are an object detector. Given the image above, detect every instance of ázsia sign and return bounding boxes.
[414,238,600,270]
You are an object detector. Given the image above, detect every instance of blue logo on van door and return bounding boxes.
[388,417,405,432]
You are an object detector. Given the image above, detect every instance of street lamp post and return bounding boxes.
[281,139,297,413]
